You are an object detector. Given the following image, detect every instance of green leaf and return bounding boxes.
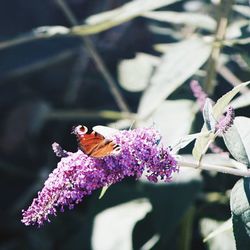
[233,5,250,18]
[172,132,210,153]
[138,37,211,119]
[138,100,195,147]
[72,0,182,35]
[223,117,250,167]
[118,53,159,92]
[34,26,69,36]
[202,219,232,243]
[192,81,250,161]
[230,178,250,250]
[200,218,235,250]
[212,81,250,118]
[230,92,250,109]
[226,20,249,40]
[92,198,152,250]
[99,186,110,199]
[202,98,216,132]
[142,11,216,31]
[223,127,247,167]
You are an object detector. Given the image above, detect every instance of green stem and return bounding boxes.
[46,109,135,121]
[55,0,131,114]
[205,0,234,94]
[178,206,195,250]
[178,159,250,177]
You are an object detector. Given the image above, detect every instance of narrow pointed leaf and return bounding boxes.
[99,186,110,199]
[73,0,181,35]
[223,117,250,166]
[138,37,211,119]
[230,178,250,249]
[203,98,216,132]
[118,53,159,92]
[142,11,216,31]
[172,131,210,153]
[203,219,232,243]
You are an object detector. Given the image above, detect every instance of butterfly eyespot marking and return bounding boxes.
[72,125,88,135]
[72,125,121,158]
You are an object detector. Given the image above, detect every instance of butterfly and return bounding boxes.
[71,125,121,158]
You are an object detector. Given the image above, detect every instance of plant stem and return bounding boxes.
[205,0,234,94]
[178,206,195,250]
[46,109,135,121]
[55,0,131,113]
[178,159,250,177]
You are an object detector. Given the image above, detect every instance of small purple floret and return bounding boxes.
[21,127,178,226]
[190,80,208,110]
[52,142,69,158]
[215,106,235,134]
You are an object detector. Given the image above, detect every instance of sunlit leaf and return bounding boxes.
[172,132,210,153]
[140,234,160,250]
[230,92,250,109]
[203,98,216,132]
[92,198,152,250]
[108,119,135,130]
[0,26,69,51]
[72,0,182,35]
[34,26,69,36]
[99,186,110,199]
[230,178,250,249]
[213,82,250,118]
[192,81,250,160]
[201,218,234,247]
[138,37,211,119]
[233,5,250,18]
[224,117,250,166]
[153,42,179,53]
[118,53,159,92]
[142,11,216,31]
[226,20,249,39]
[138,100,195,148]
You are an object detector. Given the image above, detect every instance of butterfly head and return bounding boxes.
[71,125,88,136]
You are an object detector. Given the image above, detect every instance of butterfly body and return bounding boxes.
[72,125,120,158]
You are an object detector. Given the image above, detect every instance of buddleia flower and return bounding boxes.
[21,127,178,226]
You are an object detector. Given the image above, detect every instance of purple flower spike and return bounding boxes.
[190,80,208,110]
[21,127,178,226]
[52,142,69,158]
[215,106,235,134]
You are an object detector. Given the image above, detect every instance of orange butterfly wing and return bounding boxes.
[77,131,119,158]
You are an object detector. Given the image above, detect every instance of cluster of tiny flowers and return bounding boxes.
[21,127,178,226]
[190,80,208,110]
[215,106,235,135]
[190,80,235,155]
[52,142,69,158]
[190,80,235,134]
